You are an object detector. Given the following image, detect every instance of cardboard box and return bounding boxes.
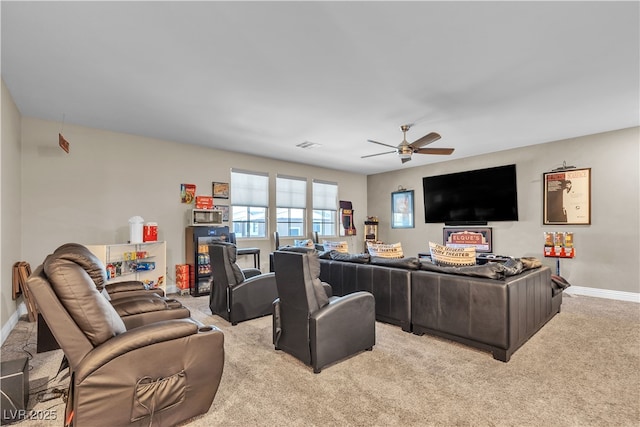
[176,264,189,289]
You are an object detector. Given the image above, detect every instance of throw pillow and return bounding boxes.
[367,242,404,259]
[323,240,349,253]
[294,239,315,248]
[428,241,476,267]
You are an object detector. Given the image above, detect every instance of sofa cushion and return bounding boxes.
[367,242,404,259]
[211,242,245,284]
[307,252,329,309]
[44,253,126,346]
[278,245,316,254]
[330,252,370,264]
[428,241,476,267]
[370,256,420,270]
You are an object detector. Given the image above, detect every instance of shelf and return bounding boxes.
[86,241,167,292]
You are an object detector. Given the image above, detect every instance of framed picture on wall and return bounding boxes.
[215,205,229,222]
[391,190,414,229]
[543,168,591,225]
[212,182,229,199]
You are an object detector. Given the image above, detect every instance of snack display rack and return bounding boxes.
[544,231,575,274]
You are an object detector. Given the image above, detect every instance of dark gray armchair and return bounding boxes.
[26,248,224,426]
[272,250,376,373]
[208,242,278,325]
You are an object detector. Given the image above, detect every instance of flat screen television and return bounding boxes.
[422,164,519,224]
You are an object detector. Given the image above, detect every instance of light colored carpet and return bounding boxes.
[2,293,639,426]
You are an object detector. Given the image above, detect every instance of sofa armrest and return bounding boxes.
[105,280,146,293]
[242,268,262,279]
[310,291,376,369]
[110,296,169,316]
[106,280,165,300]
[75,318,218,382]
[71,319,224,426]
[312,291,374,325]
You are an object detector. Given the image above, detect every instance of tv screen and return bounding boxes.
[422,164,519,224]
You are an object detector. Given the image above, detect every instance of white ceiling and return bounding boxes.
[2,1,638,175]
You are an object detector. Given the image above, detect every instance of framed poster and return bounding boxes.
[443,227,493,253]
[180,184,196,204]
[391,190,414,229]
[212,182,229,199]
[214,204,229,222]
[543,168,591,225]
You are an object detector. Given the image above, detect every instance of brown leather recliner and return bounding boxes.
[208,242,278,325]
[272,250,376,373]
[53,243,191,329]
[26,249,224,427]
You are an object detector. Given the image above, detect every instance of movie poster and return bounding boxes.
[180,184,196,204]
[543,168,591,225]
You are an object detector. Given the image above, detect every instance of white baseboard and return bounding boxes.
[565,286,640,303]
[1,302,27,345]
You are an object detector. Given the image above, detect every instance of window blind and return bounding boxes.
[312,180,338,210]
[230,169,269,207]
[276,175,307,209]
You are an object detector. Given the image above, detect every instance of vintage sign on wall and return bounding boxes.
[442,227,493,253]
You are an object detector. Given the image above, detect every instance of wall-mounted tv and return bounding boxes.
[422,164,519,225]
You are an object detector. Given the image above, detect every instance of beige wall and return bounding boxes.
[18,117,367,291]
[2,97,638,336]
[368,127,640,294]
[1,80,23,335]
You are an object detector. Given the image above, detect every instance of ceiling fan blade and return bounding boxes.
[415,147,455,155]
[411,132,441,149]
[401,157,412,164]
[367,139,399,149]
[361,150,397,159]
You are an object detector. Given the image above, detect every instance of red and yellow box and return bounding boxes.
[195,196,214,209]
[175,264,190,289]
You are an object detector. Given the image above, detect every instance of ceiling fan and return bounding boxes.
[362,124,454,164]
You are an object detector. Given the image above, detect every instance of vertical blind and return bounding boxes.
[312,180,338,210]
[276,175,307,208]
[230,169,269,207]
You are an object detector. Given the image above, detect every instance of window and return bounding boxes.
[312,180,338,237]
[231,169,269,238]
[276,175,307,237]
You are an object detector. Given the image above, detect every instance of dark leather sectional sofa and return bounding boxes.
[318,255,562,362]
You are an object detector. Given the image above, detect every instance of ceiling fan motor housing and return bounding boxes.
[398,145,413,159]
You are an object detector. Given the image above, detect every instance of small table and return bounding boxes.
[237,247,260,269]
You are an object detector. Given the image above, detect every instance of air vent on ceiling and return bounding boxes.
[296,141,322,149]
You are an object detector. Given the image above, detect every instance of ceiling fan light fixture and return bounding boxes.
[363,124,453,162]
[398,145,413,159]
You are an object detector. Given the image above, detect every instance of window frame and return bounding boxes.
[312,180,338,238]
[230,169,269,239]
[276,175,307,238]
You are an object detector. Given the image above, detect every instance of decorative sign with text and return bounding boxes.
[443,227,493,253]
